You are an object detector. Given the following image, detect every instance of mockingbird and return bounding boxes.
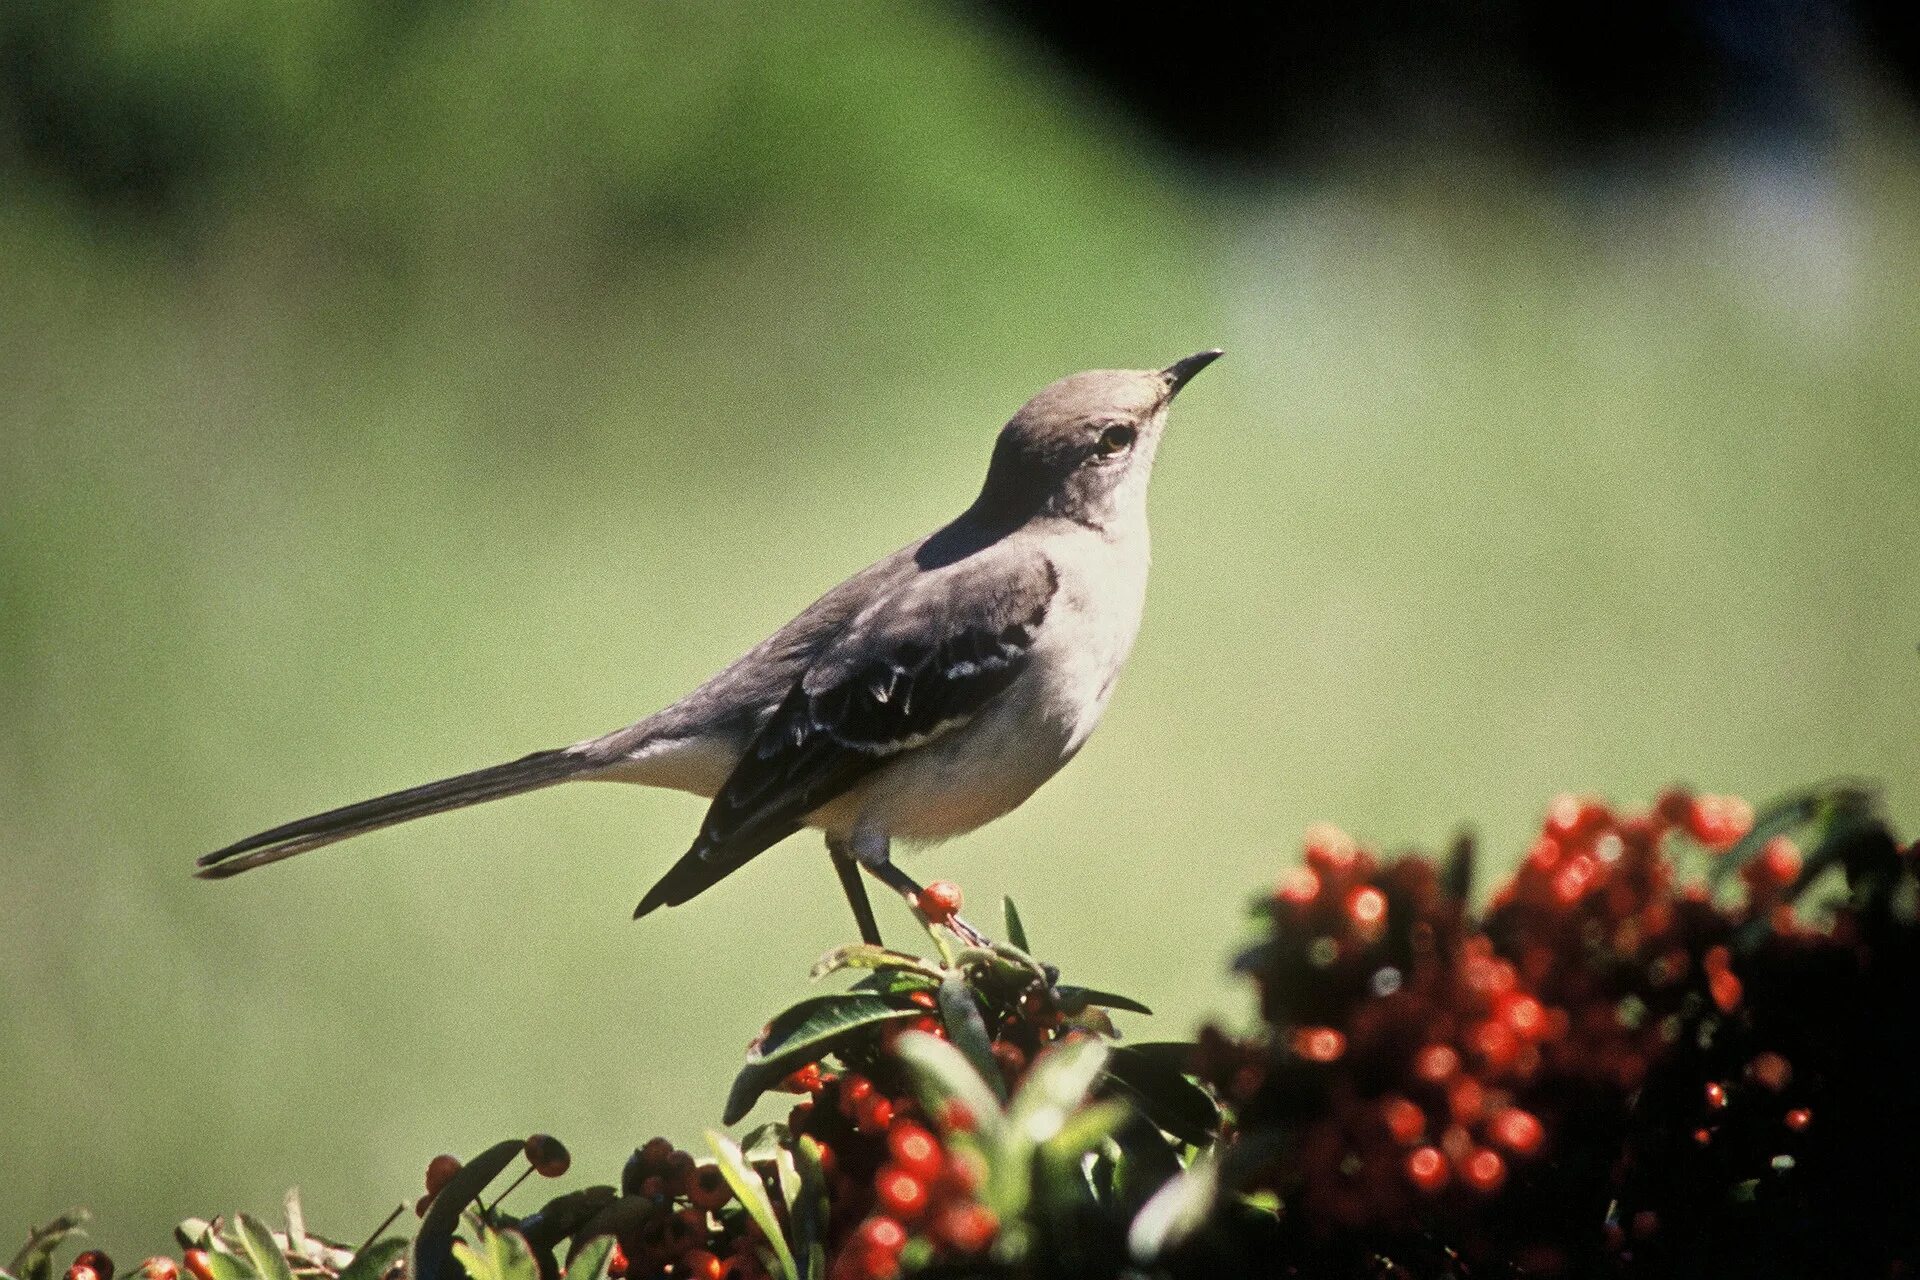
[197,349,1222,945]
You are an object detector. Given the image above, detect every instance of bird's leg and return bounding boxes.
[826,836,884,946]
[850,832,993,949]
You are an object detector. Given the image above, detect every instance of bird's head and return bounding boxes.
[972,349,1222,531]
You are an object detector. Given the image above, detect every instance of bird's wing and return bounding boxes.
[633,549,1058,916]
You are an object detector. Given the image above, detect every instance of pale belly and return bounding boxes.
[595,525,1149,849]
[815,550,1147,844]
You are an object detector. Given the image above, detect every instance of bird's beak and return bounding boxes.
[1160,348,1224,399]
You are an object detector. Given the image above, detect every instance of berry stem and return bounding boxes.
[350,1204,407,1261]
[485,1165,535,1217]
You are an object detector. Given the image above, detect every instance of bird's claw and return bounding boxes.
[943,913,992,949]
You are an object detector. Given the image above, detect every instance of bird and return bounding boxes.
[196,349,1223,945]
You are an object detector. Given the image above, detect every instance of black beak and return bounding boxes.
[1161,348,1224,397]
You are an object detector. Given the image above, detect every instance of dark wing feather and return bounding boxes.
[634,556,1056,916]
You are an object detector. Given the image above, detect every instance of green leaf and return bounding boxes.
[412,1140,527,1280]
[738,1123,790,1162]
[1127,1146,1219,1265]
[848,969,941,997]
[522,1186,619,1275]
[558,1235,613,1280]
[281,1191,316,1266]
[891,1030,1006,1144]
[450,1229,539,1280]
[173,1221,217,1253]
[1056,986,1153,1017]
[1103,1044,1220,1147]
[790,1138,831,1280]
[335,1239,408,1280]
[234,1215,294,1280]
[1042,1098,1132,1162]
[191,1252,255,1280]
[705,1131,798,1280]
[938,974,1006,1103]
[1707,788,1826,887]
[9,1210,89,1280]
[724,994,918,1124]
[808,945,942,983]
[1003,898,1031,953]
[1009,1036,1111,1142]
[994,1036,1112,1220]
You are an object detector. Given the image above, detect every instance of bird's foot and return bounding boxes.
[941,912,993,949]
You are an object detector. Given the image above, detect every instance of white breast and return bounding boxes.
[828,525,1150,845]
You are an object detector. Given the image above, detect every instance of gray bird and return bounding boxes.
[197,350,1223,944]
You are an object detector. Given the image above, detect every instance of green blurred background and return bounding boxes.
[4,0,1917,1259]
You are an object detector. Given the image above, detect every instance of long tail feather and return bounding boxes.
[196,748,586,878]
[632,820,800,918]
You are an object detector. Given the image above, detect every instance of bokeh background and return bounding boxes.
[4,0,1918,1259]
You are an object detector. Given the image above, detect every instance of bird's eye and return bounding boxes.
[1095,423,1137,456]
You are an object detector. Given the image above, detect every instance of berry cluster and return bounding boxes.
[783,1065,998,1280]
[1196,787,1920,1277]
[604,1137,745,1279]
[765,883,1074,1280]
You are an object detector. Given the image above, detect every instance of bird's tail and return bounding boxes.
[195,748,589,879]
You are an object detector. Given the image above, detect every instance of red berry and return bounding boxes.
[182,1254,215,1280]
[931,1203,998,1254]
[936,1149,986,1198]
[939,1098,977,1133]
[415,1193,432,1217]
[856,1218,907,1255]
[919,882,963,922]
[1746,837,1802,887]
[608,1244,629,1279]
[680,1250,723,1280]
[856,1093,896,1135]
[781,1063,824,1094]
[665,1150,697,1196]
[525,1133,572,1178]
[1705,1082,1727,1109]
[426,1154,463,1195]
[140,1262,179,1280]
[841,1075,874,1117]
[1303,823,1358,875]
[1748,1052,1793,1092]
[887,1122,942,1178]
[874,1166,929,1221]
[1460,1147,1506,1194]
[990,1040,1028,1082]
[1687,795,1753,849]
[1469,1020,1519,1072]
[1405,1146,1449,1193]
[639,1137,676,1168]
[74,1254,114,1280]
[1345,886,1387,937]
[1413,1044,1460,1083]
[1633,1210,1659,1239]
[1275,868,1320,907]
[1709,968,1743,1013]
[1290,1026,1346,1063]
[689,1165,734,1210]
[1693,1127,1713,1146]
[1379,1095,1425,1146]
[1785,1108,1813,1132]
[1497,994,1548,1041]
[1489,1107,1545,1157]
[67,1266,99,1280]
[1448,1078,1486,1124]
